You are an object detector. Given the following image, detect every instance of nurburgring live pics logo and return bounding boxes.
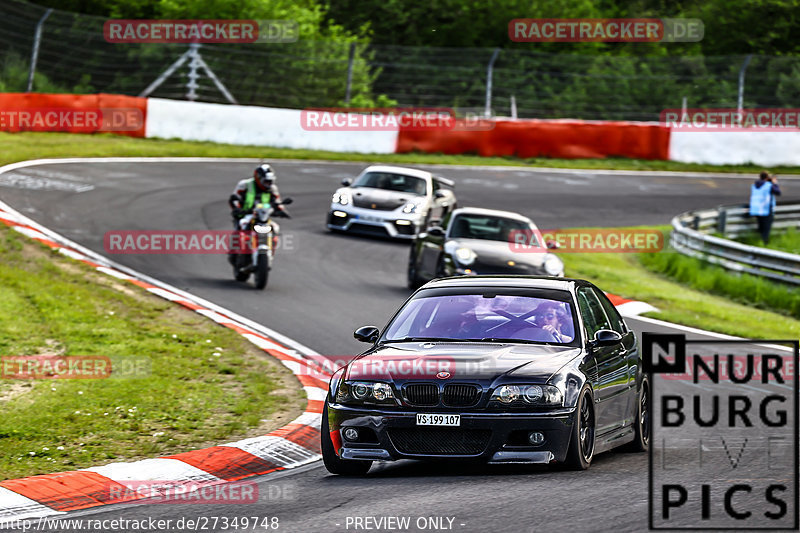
[644,333,798,530]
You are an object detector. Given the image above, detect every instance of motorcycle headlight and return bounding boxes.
[253,224,272,234]
[335,381,397,405]
[491,384,563,407]
[454,247,477,265]
[543,254,563,276]
[332,192,350,205]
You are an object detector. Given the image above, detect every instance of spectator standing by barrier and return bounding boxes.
[749,170,782,244]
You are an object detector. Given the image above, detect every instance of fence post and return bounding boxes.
[186,43,200,101]
[737,54,753,118]
[717,208,727,236]
[484,48,500,118]
[27,8,53,92]
[344,43,356,106]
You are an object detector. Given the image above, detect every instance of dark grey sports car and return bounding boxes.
[322,276,649,475]
[407,207,563,289]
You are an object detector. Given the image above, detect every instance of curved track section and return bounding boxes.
[0,159,788,532]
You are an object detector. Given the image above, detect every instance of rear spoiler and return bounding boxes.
[433,176,455,189]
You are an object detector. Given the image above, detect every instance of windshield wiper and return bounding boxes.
[463,337,544,345]
[384,337,464,343]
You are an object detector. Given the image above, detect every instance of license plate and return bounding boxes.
[416,413,460,426]
[355,214,383,223]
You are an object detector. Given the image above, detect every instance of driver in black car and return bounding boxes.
[533,301,573,343]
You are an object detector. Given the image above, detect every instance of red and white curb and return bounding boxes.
[0,192,331,524]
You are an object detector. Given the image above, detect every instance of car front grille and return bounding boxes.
[352,197,402,210]
[389,428,491,455]
[404,383,439,406]
[443,384,481,407]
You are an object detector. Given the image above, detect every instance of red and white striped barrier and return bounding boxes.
[2,93,800,165]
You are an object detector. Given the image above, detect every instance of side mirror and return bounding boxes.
[434,190,447,199]
[354,325,380,344]
[341,178,353,187]
[546,240,560,250]
[592,329,623,348]
[280,197,293,205]
[427,226,445,237]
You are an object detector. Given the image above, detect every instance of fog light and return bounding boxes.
[528,431,545,445]
[395,219,412,226]
[343,428,359,441]
[332,210,347,217]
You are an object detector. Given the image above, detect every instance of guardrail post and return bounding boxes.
[717,209,727,236]
[692,215,700,230]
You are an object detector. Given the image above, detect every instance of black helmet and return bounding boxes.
[254,164,275,187]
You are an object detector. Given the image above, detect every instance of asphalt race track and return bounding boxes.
[0,160,796,532]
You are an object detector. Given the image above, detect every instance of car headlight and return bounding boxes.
[454,247,477,265]
[543,254,563,276]
[335,381,397,405]
[491,384,563,407]
[401,202,420,214]
[332,192,350,205]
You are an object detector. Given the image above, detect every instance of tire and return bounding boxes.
[625,378,650,452]
[233,265,250,282]
[254,254,269,289]
[564,386,595,470]
[321,404,372,476]
[407,245,424,289]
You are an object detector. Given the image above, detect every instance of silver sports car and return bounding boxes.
[326,165,457,239]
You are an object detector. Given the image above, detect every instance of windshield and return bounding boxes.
[353,172,427,195]
[383,293,577,345]
[449,214,537,245]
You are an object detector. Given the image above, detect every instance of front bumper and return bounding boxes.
[327,204,423,239]
[327,403,576,464]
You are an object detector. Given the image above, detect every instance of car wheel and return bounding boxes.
[321,404,372,476]
[407,245,424,289]
[625,378,650,452]
[564,386,595,470]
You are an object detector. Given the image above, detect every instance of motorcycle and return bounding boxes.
[230,198,292,289]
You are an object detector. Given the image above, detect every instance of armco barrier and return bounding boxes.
[396,118,671,160]
[671,203,800,284]
[0,93,147,137]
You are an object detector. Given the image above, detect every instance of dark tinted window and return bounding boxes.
[353,172,426,195]
[576,287,611,339]
[594,288,627,334]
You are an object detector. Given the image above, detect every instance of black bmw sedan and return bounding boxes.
[322,276,649,475]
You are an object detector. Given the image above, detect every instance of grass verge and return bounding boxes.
[1,131,800,174]
[561,227,800,339]
[0,224,305,480]
[732,227,800,255]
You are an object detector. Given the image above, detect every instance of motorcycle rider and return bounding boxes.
[228,164,286,263]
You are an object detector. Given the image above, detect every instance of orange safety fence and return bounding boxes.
[397,118,671,160]
[0,93,147,137]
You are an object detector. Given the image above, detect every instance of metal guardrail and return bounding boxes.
[671,203,800,285]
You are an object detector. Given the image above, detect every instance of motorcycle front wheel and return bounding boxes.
[254,254,269,289]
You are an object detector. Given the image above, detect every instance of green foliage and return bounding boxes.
[0,51,67,93]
